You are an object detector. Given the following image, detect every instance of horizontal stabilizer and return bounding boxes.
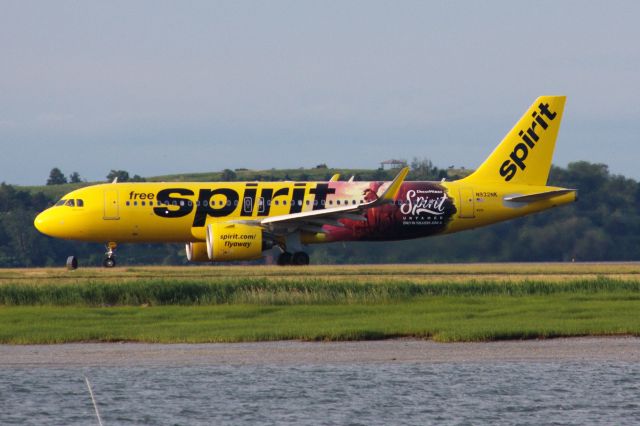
[504,189,576,203]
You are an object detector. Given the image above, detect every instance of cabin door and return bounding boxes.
[458,188,475,218]
[103,190,120,220]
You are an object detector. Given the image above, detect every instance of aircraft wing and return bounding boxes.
[236,167,409,234]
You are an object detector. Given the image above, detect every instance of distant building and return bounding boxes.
[380,159,407,170]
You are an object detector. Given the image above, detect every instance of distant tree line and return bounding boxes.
[0,161,637,267]
[106,170,146,182]
[46,167,82,185]
[46,168,146,185]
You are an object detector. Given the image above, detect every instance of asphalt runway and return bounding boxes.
[1,337,639,367]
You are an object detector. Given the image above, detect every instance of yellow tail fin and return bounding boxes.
[461,96,566,185]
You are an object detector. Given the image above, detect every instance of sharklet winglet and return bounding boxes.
[375,166,410,204]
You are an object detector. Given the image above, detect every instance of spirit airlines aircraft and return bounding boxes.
[34,96,576,267]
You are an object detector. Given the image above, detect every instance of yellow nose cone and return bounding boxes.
[34,212,47,234]
[34,210,63,238]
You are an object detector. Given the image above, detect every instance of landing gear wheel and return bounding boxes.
[277,252,292,266]
[103,242,118,268]
[66,256,78,270]
[292,252,310,266]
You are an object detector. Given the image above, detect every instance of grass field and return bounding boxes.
[0,263,639,344]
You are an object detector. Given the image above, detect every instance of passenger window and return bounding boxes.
[142,201,146,206]
[77,199,84,207]
[134,201,138,206]
[337,200,341,205]
[126,201,131,206]
[149,201,154,206]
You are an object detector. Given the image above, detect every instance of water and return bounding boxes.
[1,362,639,425]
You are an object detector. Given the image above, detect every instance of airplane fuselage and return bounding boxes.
[35,179,575,244]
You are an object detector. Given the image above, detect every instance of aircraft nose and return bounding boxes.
[34,211,48,235]
[34,210,58,237]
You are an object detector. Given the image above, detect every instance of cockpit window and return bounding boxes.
[55,199,66,206]
[65,199,75,207]
[76,199,84,207]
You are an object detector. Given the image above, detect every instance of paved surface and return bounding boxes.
[1,337,639,366]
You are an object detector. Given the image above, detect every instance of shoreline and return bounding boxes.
[1,337,639,366]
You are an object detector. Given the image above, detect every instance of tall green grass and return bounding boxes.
[1,294,639,344]
[1,275,638,343]
[0,277,638,306]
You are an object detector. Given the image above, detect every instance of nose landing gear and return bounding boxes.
[103,242,117,268]
[66,256,78,270]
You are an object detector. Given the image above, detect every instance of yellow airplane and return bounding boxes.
[34,96,576,267]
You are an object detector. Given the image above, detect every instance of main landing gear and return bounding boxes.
[277,251,310,266]
[103,242,117,268]
[275,232,310,266]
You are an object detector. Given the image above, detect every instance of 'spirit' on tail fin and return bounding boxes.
[461,96,566,186]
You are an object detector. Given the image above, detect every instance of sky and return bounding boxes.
[1,1,639,185]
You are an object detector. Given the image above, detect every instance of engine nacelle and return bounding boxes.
[185,242,210,262]
[206,222,263,261]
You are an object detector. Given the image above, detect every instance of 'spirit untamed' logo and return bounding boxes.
[400,189,447,216]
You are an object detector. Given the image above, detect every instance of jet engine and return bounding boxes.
[205,222,264,261]
[185,242,210,262]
